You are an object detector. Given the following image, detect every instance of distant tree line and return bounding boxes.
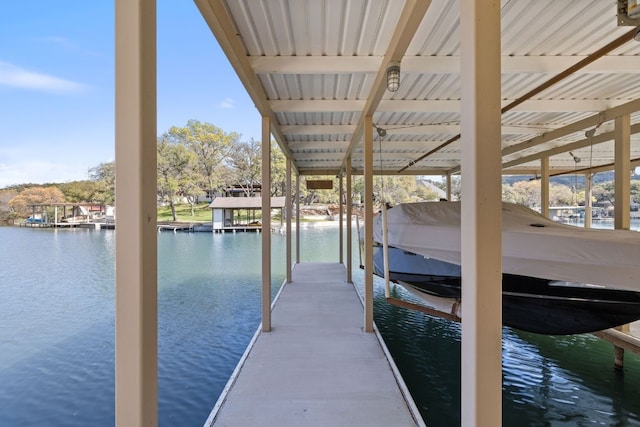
[2,119,639,224]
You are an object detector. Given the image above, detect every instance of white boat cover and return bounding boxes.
[373,201,640,292]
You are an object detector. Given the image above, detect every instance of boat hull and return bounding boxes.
[373,245,640,335]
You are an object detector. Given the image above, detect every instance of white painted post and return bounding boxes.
[339,174,344,264]
[261,117,272,332]
[346,156,353,284]
[363,117,374,333]
[460,1,502,426]
[286,158,292,283]
[615,114,631,231]
[615,114,631,339]
[296,172,301,264]
[115,0,158,425]
[584,172,592,229]
[541,157,550,218]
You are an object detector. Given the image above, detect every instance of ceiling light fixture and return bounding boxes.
[386,60,401,92]
[376,126,387,137]
[569,151,581,163]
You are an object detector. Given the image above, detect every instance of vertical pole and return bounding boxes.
[115,0,157,425]
[286,158,292,283]
[615,114,631,342]
[584,173,592,229]
[541,157,550,218]
[296,173,301,264]
[363,116,374,333]
[460,1,502,426]
[446,172,452,201]
[615,114,631,231]
[339,174,344,264]
[346,157,353,283]
[261,117,272,332]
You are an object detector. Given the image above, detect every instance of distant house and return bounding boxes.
[209,196,286,232]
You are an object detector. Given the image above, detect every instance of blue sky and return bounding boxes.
[0,1,262,188]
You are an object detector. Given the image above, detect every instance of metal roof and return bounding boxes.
[195,0,640,177]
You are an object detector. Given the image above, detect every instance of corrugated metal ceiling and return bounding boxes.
[196,0,640,177]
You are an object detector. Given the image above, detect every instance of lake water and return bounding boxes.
[1,224,640,426]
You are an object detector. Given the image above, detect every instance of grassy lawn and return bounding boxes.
[157,203,212,222]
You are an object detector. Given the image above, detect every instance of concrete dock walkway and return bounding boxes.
[205,262,422,427]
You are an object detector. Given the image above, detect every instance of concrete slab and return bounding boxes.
[205,262,423,427]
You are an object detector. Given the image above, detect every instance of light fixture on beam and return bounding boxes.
[569,151,581,163]
[386,60,401,92]
[376,126,387,137]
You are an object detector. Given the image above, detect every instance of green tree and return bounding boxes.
[164,120,239,199]
[270,141,287,197]
[88,161,116,204]
[157,137,199,221]
[226,138,262,196]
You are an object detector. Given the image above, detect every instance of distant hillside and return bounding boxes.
[503,172,639,188]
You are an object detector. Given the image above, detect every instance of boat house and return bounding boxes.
[209,196,286,232]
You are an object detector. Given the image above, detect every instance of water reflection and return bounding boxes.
[356,277,640,426]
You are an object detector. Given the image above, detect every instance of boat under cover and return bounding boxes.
[371,201,640,335]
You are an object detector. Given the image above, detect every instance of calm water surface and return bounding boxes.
[1,224,640,426]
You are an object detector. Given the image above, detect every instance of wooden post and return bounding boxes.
[261,116,272,332]
[339,174,344,264]
[296,172,301,264]
[541,157,550,218]
[346,156,353,284]
[286,158,292,283]
[363,116,374,333]
[115,0,158,425]
[460,0,502,425]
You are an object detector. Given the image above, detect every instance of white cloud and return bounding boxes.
[218,97,236,109]
[0,61,87,93]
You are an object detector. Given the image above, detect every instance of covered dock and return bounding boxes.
[205,262,422,426]
[209,196,286,232]
[113,1,640,426]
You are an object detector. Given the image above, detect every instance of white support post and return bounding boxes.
[363,117,374,333]
[460,1,502,426]
[261,117,272,332]
[115,0,157,425]
[584,172,592,229]
[541,157,550,218]
[615,114,631,231]
[346,156,353,284]
[296,172,301,264]
[339,174,344,264]
[286,158,292,283]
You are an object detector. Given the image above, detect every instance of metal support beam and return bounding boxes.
[286,158,292,283]
[460,1,502,426]
[261,117,272,332]
[363,117,374,333]
[115,0,157,425]
[346,157,353,284]
[615,114,631,231]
